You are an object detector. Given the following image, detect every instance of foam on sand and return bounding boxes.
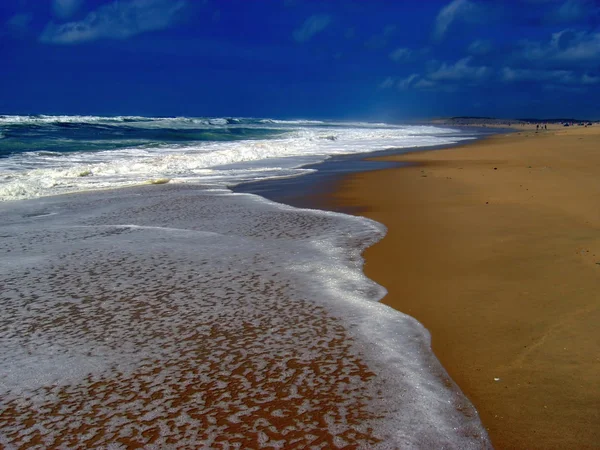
[0,184,490,449]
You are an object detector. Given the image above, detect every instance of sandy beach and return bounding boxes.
[323,125,600,449]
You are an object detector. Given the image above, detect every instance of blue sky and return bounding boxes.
[1,0,599,119]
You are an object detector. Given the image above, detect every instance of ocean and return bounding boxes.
[0,115,492,449]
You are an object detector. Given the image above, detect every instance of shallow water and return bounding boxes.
[0,116,491,448]
[0,183,491,449]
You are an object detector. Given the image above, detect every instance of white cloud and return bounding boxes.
[293,14,331,43]
[396,74,451,92]
[502,67,571,83]
[398,74,420,89]
[389,47,412,62]
[379,77,396,89]
[53,0,83,19]
[433,0,479,40]
[379,74,422,90]
[381,57,491,92]
[428,57,491,81]
[40,0,187,45]
[502,67,600,85]
[552,30,600,61]
[468,39,492,55]
[554,0,586,21]
[413,78,437,90]
[547,0,599,23]
[581,73,600,85]
[517,29,600,67]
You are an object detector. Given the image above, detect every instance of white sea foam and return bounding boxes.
[0,114,148,124]
[260,118,326,125]
[0,114,456,131]
[0,117,488,447]
[0,122,469,201]
[0,185,491,448]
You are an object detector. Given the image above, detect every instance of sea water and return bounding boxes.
[0,116,491,448]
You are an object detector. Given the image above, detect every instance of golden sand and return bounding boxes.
[325,125,600,449]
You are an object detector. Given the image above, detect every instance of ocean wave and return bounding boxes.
[0,115,464,144]
[0,125,471,201]
[0,114,151,124]
[0,115,254,127]
[259,118,326,125]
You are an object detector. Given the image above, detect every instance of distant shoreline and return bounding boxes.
[428,116,598,128]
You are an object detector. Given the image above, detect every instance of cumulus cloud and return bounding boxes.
[389,47,412,62]
[501,67,600,85]
[546,0,600,24]
[396,74,451,91]
[517,29,600,67]
[379,74,421,90]
[53,0,83,19]
[468,39,492,55]
[433,0,480,40]
[398,74,420,89]
[581,73,600,85]
[40,0,187,45]
[379,76,396,89]
[413,78,438,90]
[502,67,572,83]
[293,14,331,43]
[428,56,491,81]
[380,56,491,92]
[553,0,587,22]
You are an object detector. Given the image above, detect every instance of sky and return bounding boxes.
[0,0,599,120]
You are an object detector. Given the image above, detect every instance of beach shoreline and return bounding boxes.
[313,124,599,449]
[0,124,495,448]
[2,119,597,448]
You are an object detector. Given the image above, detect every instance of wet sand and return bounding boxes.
[323,125,600,449]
